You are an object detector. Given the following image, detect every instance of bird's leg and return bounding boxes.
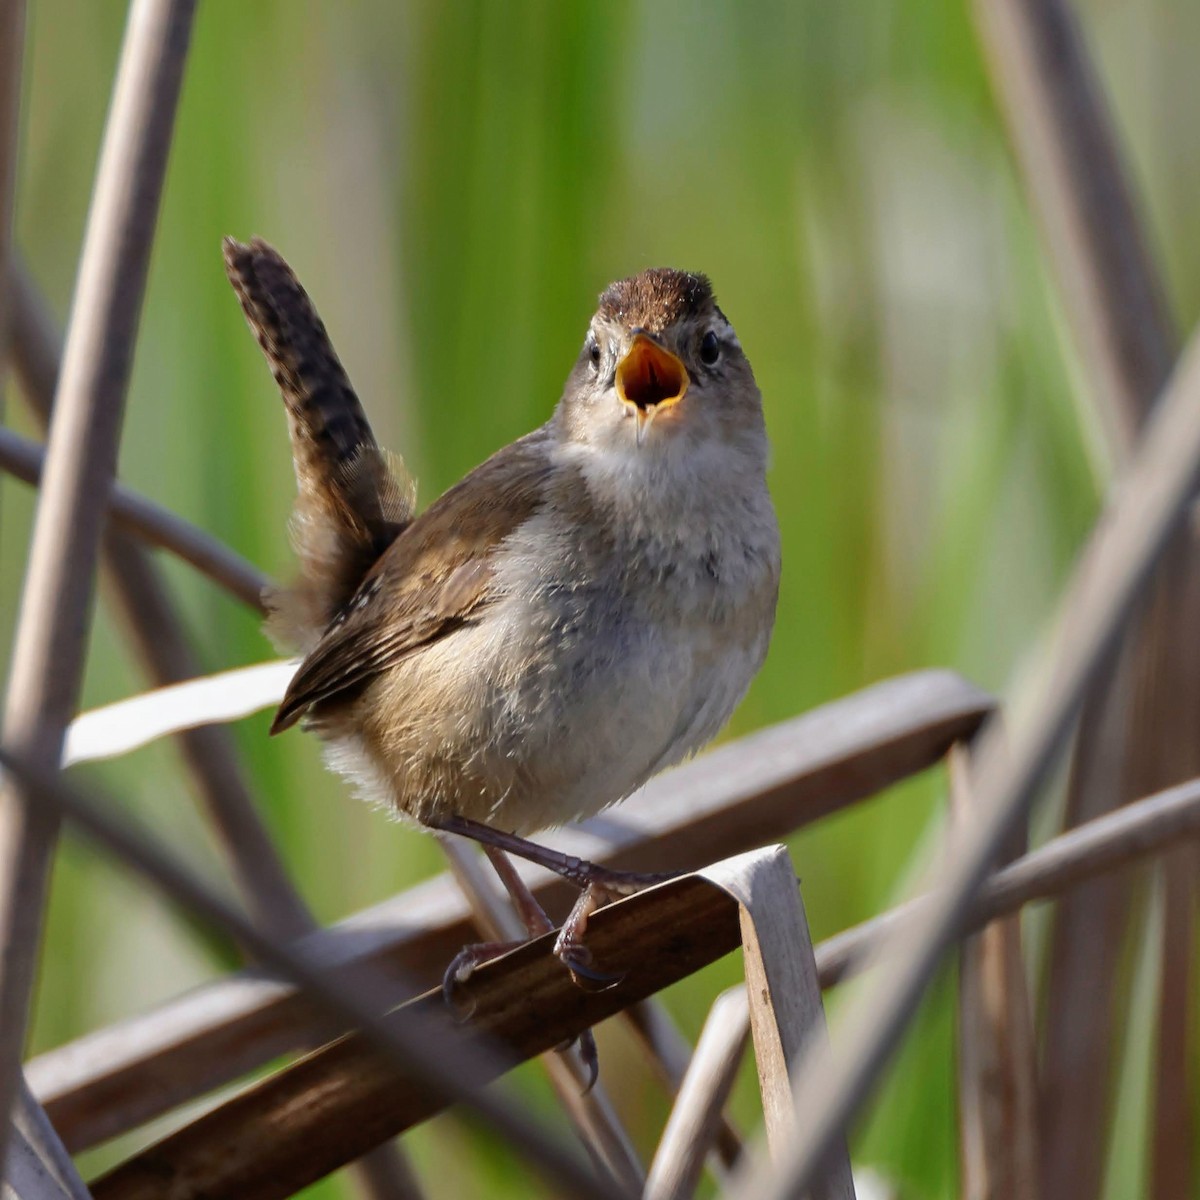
[433,813,678,993]
[440,832,624,989]
[433,813,678,894]
[479,843,559,935]
[441,840,600,1087]
[553,883,615,980]
[440,840,554,1004]
[478,845,601,1087]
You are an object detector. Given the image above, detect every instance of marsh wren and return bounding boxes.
[224,238,780,982]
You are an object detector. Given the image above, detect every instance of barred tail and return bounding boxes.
[223,237,413,646]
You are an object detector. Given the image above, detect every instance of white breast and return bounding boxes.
[467,430,780,830]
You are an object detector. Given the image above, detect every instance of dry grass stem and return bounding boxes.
[29,670,987,1151]
[1035,645,1139,1200]
[0,0,198,1165]
[4,1122,76,1200]
[0,747,619,1200]
[973,0,1172,451]
[623,1001,743,1171]
[706,849,854,1199]
[643,988,750,1200]
[850,769,1200,983]
[950,746,1039,1200]
[444,814,736,1190]
[782,772,1200,994]
[732,323,1200,1200]
[1150,849,1195,1200]
[11,1081,88,1200]
[974,4,1194,1194]
[806,763,1200,1017]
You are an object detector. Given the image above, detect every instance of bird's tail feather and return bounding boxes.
[223,236,414,647]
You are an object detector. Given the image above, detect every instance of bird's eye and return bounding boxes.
[586,335,601,369]
[700,331,721,366]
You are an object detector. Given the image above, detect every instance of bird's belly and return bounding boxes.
[478,599,758,831]
[351,584,766,834]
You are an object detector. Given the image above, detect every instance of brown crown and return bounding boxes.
[597,268,715,334]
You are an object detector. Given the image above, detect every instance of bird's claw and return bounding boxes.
[441,940,525,1020]
[555,1029,601,1092]
[554,935,625,991]
[441,953,481,1020]
[577,1029,600,1092]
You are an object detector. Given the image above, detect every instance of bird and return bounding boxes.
[223,237,781,987]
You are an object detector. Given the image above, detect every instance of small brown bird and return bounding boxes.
[224,238,780,982]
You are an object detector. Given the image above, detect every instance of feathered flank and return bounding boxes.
[596,268,715,334]
[223,237,415,648]
[270,428,554,734]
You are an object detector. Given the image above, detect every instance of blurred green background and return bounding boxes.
[2,1,1198,1197]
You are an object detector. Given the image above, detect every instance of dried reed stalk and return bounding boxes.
[86,871,742,1200]
[973,2,1194,1194]
[12,1078,88,1200]
[0,11,87,1191]
[705,849,854,1199]
[443,811,746,1189]
[28,669,989,1151]
[5,1122,75,1200]
[643,988,749,1200]
[439,837,645,1194]
[0,0,23,393]
[972,0,1172,453]
[623,1000,743,1171]
[0,0,197,1167]
[818,772,1200,988]
[950,745,1039,1200]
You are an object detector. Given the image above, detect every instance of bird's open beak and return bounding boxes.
[615,334,689,446]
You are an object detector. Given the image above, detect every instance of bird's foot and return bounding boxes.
[433,813,678,987]
[442,937,601,1090]
[432,814,680,1089]
[552,882,627,991]
[439,839,606,1089]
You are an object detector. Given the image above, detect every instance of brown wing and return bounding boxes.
[271,427,555,733]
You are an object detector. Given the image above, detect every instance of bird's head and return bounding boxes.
[557,268,764,463]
